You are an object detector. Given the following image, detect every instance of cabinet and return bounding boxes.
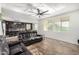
[5,21,33,37]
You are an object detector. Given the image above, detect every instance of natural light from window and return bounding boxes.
[43,16,70,32]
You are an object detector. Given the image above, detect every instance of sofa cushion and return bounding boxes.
[6,36,19,44]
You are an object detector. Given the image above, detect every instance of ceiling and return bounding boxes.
[1,3,79,19]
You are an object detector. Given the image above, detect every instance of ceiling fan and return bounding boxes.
[27,8,49,18]
[24,4,50,18]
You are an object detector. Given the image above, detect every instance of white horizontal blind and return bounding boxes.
[43,16,70,32]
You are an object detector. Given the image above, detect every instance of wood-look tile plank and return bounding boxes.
[26,37,79,55]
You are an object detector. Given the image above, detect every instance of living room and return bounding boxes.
[0,3,79,55]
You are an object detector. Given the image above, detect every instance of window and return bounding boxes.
[43,20,49,31]
[43,16,70,32]
[60,20,69,31]
[33,23,38,30]
[26,24,31,30]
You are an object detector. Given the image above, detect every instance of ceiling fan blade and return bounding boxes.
[24,3,37,11]
[37,8,40,14]
[41,10,48,15]
[28,11,37,14]
[27,3,37,9]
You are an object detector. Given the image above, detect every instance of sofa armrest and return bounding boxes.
[8,41,20,47]
[20,43,32,55]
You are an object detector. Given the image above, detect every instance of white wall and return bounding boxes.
[38,10,79,45]
[0,20,3,35]
[2,8,38,23]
